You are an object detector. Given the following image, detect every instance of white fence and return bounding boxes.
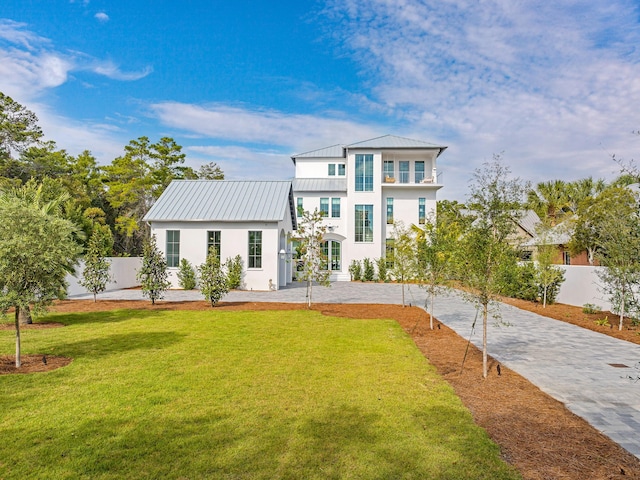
[556,265,613,312]
[66,257,142,297]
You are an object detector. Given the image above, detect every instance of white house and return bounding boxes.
[292,134,447,280]
[144,134,446,289]
[143,180,297,291]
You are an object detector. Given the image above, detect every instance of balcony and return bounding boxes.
[383,169,439,186]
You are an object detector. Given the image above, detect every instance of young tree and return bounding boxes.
[389,221,418,307]
[415,213,457,329]
[295,209,330,308]
[534,226,565,308]
[177,258,197,290]
[199,247,229,306]
[0,191,82,367]
[224,255,243,289]
[457,155,528,378]
[137,234,171,305]
[80,227,114,302]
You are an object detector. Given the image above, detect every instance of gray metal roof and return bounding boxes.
[143,180,296,224]
[292,144,345,159]
[518,210,541,237]
[292,178,347,192]
[347,134,447,151]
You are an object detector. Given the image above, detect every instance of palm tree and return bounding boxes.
[526,180,571,225]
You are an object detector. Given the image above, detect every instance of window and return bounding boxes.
[338,164,346,176]
[399,161,410,183]
[320,198,329,217]
[355,154,374,191]
[355,205,373,242]
[415,161,425,183]
[248,231,262,268]
[387,197,394,224]
[328,164,336,176]
[207,231,221,260]
[297,197,303,217]
[166,230,180,267]
[383,160,394,181]
[331,197,341,218]
[563,251,571,265]
[385,238,395,268]
[418,198,426,225]
[321,240,342,271]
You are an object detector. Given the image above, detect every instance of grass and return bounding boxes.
[0,309,520,479]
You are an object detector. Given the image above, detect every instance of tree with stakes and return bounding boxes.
[137,234,171,305]
[295,209,330,308]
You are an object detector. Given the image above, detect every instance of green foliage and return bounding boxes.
[496,261,539,301]
[582,303,601,314]
[0,309,519,479]
[390,222,419,306]
[0,91,43,158]
[177,258,197,290]
[362,257,375,282]
[79,229,113,302]
[594,316,610,327]
[198,161,225,180]
[349,259,362,281]
[137,234,171,305]
[198,246,229,306]
[224,255,243,290]
[375,257,388,283]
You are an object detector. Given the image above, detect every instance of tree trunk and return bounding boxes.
[482,302,488,379]
[19,304,32,324]
[401,281,405,307]
[619,285,625,331]
[543,285,548,308]
[429,290,435,330]
[15,308,21,368]
[307,279,312,309]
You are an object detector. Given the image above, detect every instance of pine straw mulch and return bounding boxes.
[2,298,640,479]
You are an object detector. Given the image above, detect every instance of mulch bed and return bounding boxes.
[2,298,640,479]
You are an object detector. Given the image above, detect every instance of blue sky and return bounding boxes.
[2,0,640,199]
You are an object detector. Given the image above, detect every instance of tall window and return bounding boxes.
[355,205,373,242]
[166,230,180,267]
[297,197,303,217]
[331,198,341,218]
[207,231,221,260]
[399,161,409,183]
[338,164,346,176]
[415,161,425,183]
[386,197,394,224]
[321,241,342,271]
[418,198,426,224]
[328,164,336,176]
[355,154,374,191]
[248,231,262,268]
[320,198,329,217]
[385,238,395,268]
[383,160,394,180]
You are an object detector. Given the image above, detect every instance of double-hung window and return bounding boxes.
[166,230,180,268]
[383,160,394,181]
[386,198,394,224]
[355,205,373,242]
[418,198,426,224]
[331,198,341,218]
[320,198,329,217]
[415,161,425,183]
[207,231,221,260]
[355,154,374,192]
[248,231,262,269]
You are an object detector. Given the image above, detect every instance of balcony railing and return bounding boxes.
[383,171,437,184]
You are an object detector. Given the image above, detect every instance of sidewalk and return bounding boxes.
[72,282,640,459]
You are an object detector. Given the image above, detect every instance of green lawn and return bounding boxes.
[0,309,520,479]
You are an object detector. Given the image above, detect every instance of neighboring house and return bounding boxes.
[292,134,447,280]
[143,180,297,291]
[143,134,448,289]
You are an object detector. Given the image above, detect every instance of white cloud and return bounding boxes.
[90,60,152,81]
[150,102,383,153]
[94,12,109,23]
[321,0,640,199]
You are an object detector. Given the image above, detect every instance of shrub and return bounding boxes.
[594,316,610,327]
[375,257,388,283]
[225,255,243,289]
[363,258,375,282]
[199,249,229,307]
[582,303,601,314]
[497,261,538,301]
[177,258,197,290]
[349,260,362,281]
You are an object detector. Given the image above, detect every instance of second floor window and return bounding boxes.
[399,161,409,184]
[328,164,336,176]
[387,197,394,224]
[383,160,394,181]
[355,154,373,191]
[415,161,425,183]
[355,204,373,242]
[297,197,303,217]
[338,164,346,176]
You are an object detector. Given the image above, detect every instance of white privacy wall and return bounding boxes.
[556,265,613,312]
[66,257,142,297]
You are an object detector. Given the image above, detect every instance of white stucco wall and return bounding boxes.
[66,257,142,297]
[295,157,346,178]
[556,265,613,312]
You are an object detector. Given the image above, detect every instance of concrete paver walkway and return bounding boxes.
[72,282,640,459]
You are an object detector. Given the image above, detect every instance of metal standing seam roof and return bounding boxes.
[292,178,348,192]
[347,134,447,152]
[143,180,295,223]
[291,144,346,159]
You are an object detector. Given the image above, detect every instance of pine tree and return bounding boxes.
[137,234,171,305]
